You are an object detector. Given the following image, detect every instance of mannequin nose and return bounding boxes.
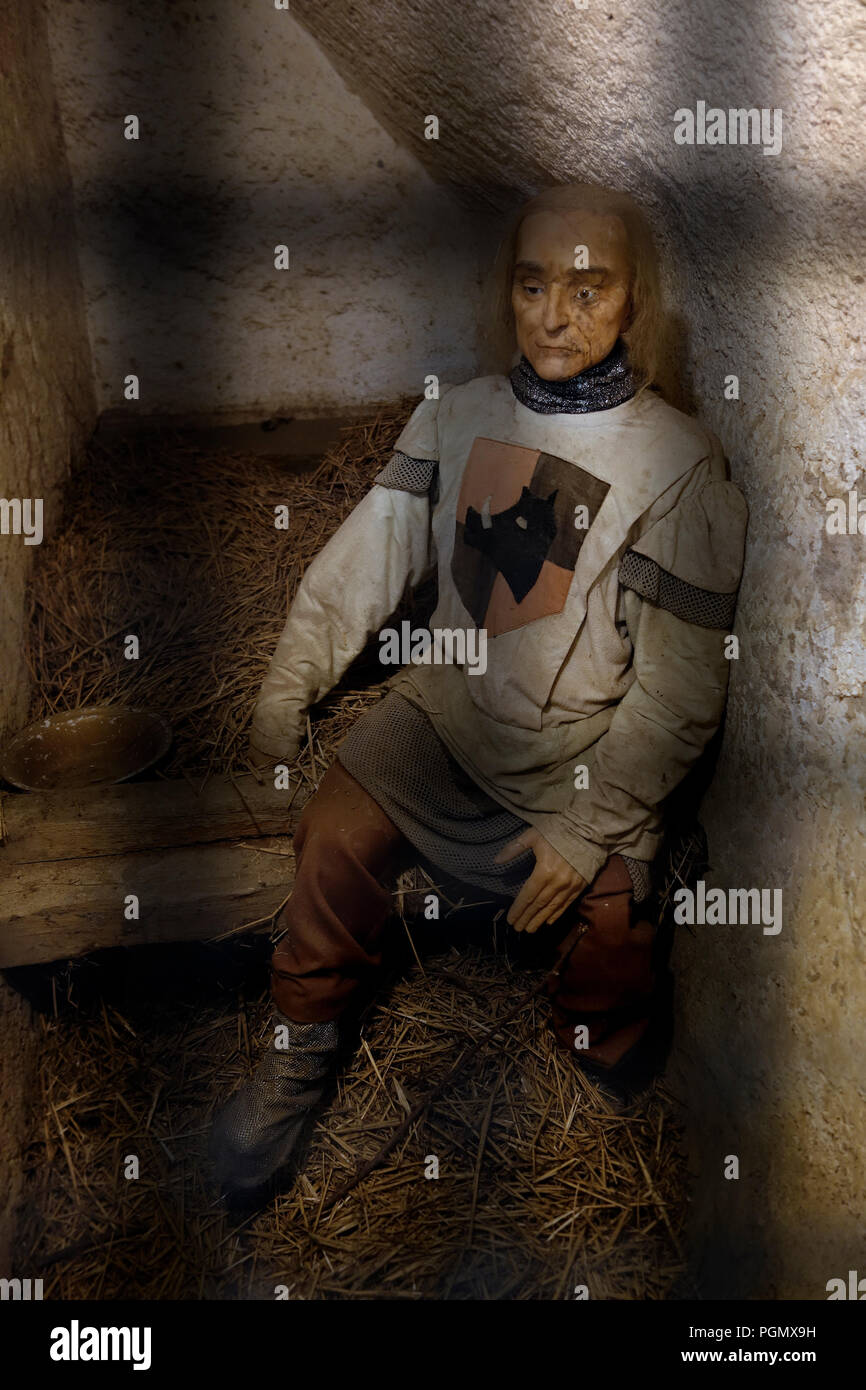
[542,286,569,334]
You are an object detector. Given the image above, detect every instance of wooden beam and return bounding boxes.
[0,841,295,968]
[0,772,308,863]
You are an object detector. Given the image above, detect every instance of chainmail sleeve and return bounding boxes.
[619,478,748,629]
[375,451,438,498]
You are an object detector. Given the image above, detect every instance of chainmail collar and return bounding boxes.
[509,338,637,414]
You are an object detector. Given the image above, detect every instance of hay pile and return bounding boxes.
[15,411,690,1300]
[26,406,412,775]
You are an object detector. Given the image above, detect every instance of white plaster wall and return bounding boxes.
[44,0,491,419]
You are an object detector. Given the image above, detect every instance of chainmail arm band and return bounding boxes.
[375,450,439,496]
[619,549,739,630]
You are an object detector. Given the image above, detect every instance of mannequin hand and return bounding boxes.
[494,828,588,934]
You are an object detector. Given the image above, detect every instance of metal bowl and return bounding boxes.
[0,706,173,791]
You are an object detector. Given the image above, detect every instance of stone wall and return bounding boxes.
[0,0,96,1268]
[44,0,492,420]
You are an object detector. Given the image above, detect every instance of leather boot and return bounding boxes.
[209,1011,340,1195]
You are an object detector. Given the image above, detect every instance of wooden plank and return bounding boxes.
[0,841,296,968]
[0,772,308,864]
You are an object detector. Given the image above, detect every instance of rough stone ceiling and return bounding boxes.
[291,0,863,229]
[290,0,866,333]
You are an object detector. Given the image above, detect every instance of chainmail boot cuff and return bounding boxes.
[209,1012,340,1194]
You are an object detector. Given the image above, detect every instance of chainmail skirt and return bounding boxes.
[336,690,651,902]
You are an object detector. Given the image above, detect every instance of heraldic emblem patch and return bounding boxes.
[451,437,610,637]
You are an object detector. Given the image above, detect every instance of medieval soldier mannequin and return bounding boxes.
[210,182,748,1196]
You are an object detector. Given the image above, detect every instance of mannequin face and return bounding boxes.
[511,208,633,380]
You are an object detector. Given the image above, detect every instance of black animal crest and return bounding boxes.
[464,486,558,604]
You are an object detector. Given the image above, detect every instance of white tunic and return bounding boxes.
[252,376,748,883]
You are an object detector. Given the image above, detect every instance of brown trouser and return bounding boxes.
[270,761,658,1069]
